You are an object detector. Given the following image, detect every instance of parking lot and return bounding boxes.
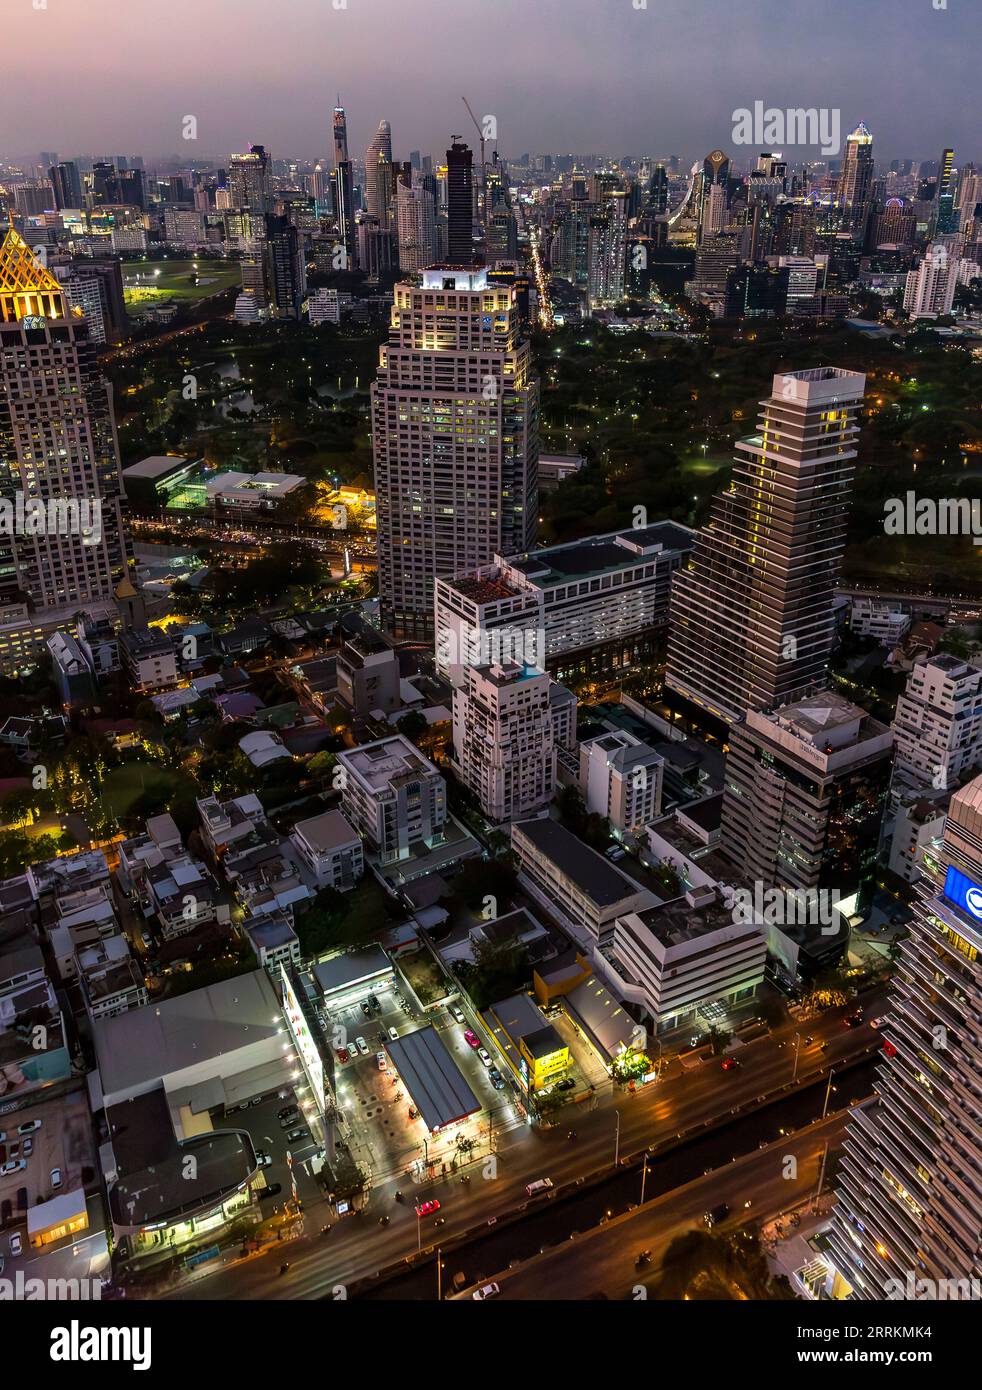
[0,1089,97,1261]
[222,1091,322,1213]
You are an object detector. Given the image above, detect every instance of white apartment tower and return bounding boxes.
[667,367,866,726]
[372,266,539,636]
[891,653,982,793]
[335,734,446,866]
[579,730,664,832]
[452,660,569,823]
[828,773,982,1299]
[396,176,438,272]
[903,242,958,319]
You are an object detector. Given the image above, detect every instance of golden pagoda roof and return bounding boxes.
[0,220,67,322]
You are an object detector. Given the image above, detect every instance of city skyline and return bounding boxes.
[2,0,979,164]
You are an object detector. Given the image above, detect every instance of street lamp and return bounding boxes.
[822,1067,836,1120]
[792,1031,802,1083]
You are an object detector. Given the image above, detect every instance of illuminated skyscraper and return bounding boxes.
[446,141,475,264]
[936,147,958,234]
[828,773,982,1299]
[698,150,730,244]
[372,266,539,636]
[0,225,130,629]
[365,119,393,222]
[666,367,866,727]
[396,173,438,272]
[837,122,874,233]
[228,145,271,215]
[332,103,356,267]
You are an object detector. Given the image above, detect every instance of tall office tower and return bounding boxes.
[666,367,866,727]
[828,772,982,1299]
[891,655,982,794]
[936,147,958,233]
[49,161,82,210]
[698,150,730,243]
[311,162,330,212]
[452,659,565,823]
[365,120,393,221]
[872,197,916,248]
[332,104,356,266]
[395,173,438,271]
[355,213,393,280]
[721,691,892,915]
[587,190,628,306]
[372,266,539,637]
[488,205,519,263]
[903,242,958,319]
[264,214,306,318]
[837,122,874,232]
[14,182,53,217]
[446,141,475,263]
[646,164,669,216]
[0,225,130,613]
[116,169,145,210]
[228,145,271,214]
[957,164,981,232]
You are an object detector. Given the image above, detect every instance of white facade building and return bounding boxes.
[891,653,982,792]
[850,596,911,646]
[903,242,958,318]
[290,809,364,888]
[579,730,664,832]
[336,735,446,865]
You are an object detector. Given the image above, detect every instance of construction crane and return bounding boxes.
[461,97,489,225]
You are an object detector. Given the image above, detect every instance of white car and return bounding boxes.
[50,1168,62,1190]
[255,1151,272,1168]
[869,1017,886,1030]
[477,1047,492,1068]
[355,1036,370,1055]
[388,1026,399,1041]
[472,1282,500,1300]
[1,1160,26,1176]
[449,1005,465,1024]
[17,1120,41,1136]
[9,1233,22,1257]
[525,1178,554,1196]
[376,1052,387,1070]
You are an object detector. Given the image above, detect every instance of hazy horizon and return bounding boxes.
[2,0,978,168]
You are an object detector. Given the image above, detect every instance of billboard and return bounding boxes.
[280,966,326,1113]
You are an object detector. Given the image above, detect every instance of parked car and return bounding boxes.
[285,1128,308,1145]
[845,1011,864,1028]
[9,1233,21,1257]
[1,1161,26,1176]
[255,1151,272,1168]
[277,1104,298,1120]
[388,1026,399,1041]
[704,1202,730,1228]
[464,1029,479,1048]
[414,1198,441,1217]
[367,995,381,1013]
[16,1120,40,1136]
[21,1139,32,1158]
[355,1036,370,1055]
[408,1106,419,1119]
[50,1168,62,1190]
[477,1047,492,1067]
[488,1068,505,1090]
[449,1005,465,1024]
[360,1001,373,1018]
[556,1078,575,1092]
[336,1047,350,1064]
[279,1114,300,1129]
[869,1017,886,1030]
[377,1053,387,1070]
[472,1282,500,1300]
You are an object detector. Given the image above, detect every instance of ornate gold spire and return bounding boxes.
[0,223,67,322]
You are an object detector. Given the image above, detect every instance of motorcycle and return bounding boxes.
[278,1264,290,1276]
[567,1130,577,1141]
[379,1215,390,1226]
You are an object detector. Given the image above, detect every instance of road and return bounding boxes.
[459,1109,849,1301]
[164,992,886,1301]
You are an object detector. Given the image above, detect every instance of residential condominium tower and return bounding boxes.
[372,265,539,637]
[828,773,982,1299]
[666,367,866,728]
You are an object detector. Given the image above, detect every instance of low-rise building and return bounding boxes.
[77,935,148,1022]
[120,627,179,692]
[290,809,363,889]
[336,735,446,866]
[336,628,401,717]
[579,729,664,832]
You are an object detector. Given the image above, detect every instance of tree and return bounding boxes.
[396,711,428,743]
[451,856,517,913]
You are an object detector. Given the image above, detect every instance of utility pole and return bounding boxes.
[436,1247,442,1300]
[822,1067,836,1120]
[792,1031,802,1083]
[614,1110,621,1166]
[640,1151,649,1205]
[813,1140,830,1212]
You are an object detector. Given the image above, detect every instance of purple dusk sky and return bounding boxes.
[3,0,978,166]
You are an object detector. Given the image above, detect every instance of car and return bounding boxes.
[704,1202,730,1228]
[21,1139,32,1158]
[556,1078,575,1092]
[255,1151,272,1168]
[869,1016,886,1030]
[16,1120,40,1136]
[377,1052,387,1070]
[845,1011,864,1028]
[259,1183,282,1201]
[336,1047,350,1064]
[279,1113,300,1129]
[388,1026,399,1041]
[286,1128,308,1145]
[525,1178,554,1196]
[472,1282,500,1300]
[50,1168,62,1190]
[355,1036,370,1055]
[463,1029,479,1048]
[408,1106,419,1119]
[721,1057,740,1071]
[449,1005,465,1024]
[277,1104,298,1120]
[477,1047,493,1068]
[367,995,381,1013]
[360,1001,372,1019]
[9,1233,21,1257]
[1,1161,26,1176]
[488,1068,505,1090]
[0,1132,5,1144]
[414,1199,441,1217]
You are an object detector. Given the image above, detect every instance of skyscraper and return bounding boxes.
[828,772,982,1299]
[446,141,475,264]
[332,104,356,267]
[228,145,271,215]
[372,266,539,637]
[0,225,130,625]
[837,122,874,233]
[936,147,957,234]
[903,242,958,319]
[396,173,438,271]
[48,161,82,211]
[265,214,307,318]
[365,119,393,222]
[698,150,730,244]
[666,367,866,727]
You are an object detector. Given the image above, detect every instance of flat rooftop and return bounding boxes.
[513,817,644,908]
[122,455,194,479]
[313,946,391,996]
[506,521,693,587]
[385,1025,481,1132]
[293,808,360,853]
[339,735,438,792]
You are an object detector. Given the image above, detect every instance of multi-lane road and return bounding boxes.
[167,992,886,1301]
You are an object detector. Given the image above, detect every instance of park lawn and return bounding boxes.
[100,761,198,818]
[123,259,242,317]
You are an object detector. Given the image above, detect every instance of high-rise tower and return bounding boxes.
[365,119,393,223]
[666,367,866,727]
[828,772,982,1298]
[0,224,130,626]
[446,141,475,264]
[837,122,874,234]
[372,266,539,637]
[332,103,356,267]
[228,145,271,215]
